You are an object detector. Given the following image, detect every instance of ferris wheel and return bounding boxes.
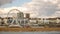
[7,9,24,27]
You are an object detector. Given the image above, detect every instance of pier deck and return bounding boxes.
[0,27,60,32]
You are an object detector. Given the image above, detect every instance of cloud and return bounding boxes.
[22,0,60,18]
[0,0,60,18]
[0,0,13,6]
[0,7,28,17]
[1,7,27,13]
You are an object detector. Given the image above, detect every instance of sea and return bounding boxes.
[0,31,60,34]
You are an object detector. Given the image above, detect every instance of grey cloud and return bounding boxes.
[0,0,13,6]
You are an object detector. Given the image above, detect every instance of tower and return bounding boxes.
[17,12,24,19]
[25,13,30,18]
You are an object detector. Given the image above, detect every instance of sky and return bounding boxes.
[0,0,32,8]
[0,0,60,18]
[22,0,60,18]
